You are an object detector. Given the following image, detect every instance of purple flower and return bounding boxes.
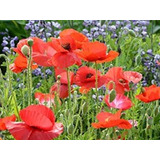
[98,95,104,102]
[36,82,41,88]
[32,68,42,76]
[25,20,61,41]
[45,69,52,75]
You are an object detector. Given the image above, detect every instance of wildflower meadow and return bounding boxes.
[0,20,160,140]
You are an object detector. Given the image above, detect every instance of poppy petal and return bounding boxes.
[0,115,16,130]
[104,94,133,110]
[52,52,76,68]
[6,122,33,140]
[124,71,142,84]
[20,105,55,130]
[96,51,119,63]
[28,122,63,140]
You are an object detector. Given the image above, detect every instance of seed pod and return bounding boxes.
[21,45,29,56]
[27,39,33,46]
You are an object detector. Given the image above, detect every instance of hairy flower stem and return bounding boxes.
[22,72,26,108]
[67,68,71,108]
[95,62,98,104]
[27,46,33,105]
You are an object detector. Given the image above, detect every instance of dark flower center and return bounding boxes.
[61,43,70,50]
[119,79,126,84]
[86,73,94,79]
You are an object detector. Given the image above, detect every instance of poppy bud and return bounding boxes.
[109,89,116,103]
[21,45,29,56]
[129,30,136,37]
[27,39,33,47]
[57,75,61,80]
[67,124,74,134]
[82,102,88,115]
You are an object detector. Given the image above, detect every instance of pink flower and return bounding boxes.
[124,71,142,84]
[104,94,133,110]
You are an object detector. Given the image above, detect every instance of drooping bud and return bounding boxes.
[128,29,136,37]
[27,39,33,47]
[21,45,29,56]
[109,89,116,103]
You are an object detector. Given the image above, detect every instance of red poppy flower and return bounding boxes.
[104,94,133,110]
[136,85,160,103]
[10,54,38,73]
[124,71,142,84]
[6,105,63,140]
[60,28,89,49]
[92,110,132,129]
[50,84,69,99]
[0,115,16,130]
[50,37,82,68]
[74,66,108,91]
[105,67,130,94]
[75,41,119,63]
[14,37,57,67]
[9,63,23,73]
[13,37,45,58]
[35,92,55,107]
[11,37,48,73]
[32,42,57,67]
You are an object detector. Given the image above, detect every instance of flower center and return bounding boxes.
[61,43,70,50]
[119,79,127,85]
[86,73,93,79]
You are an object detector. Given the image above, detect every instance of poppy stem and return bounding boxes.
[95,62,98,103]
[27,46,33,105]
[67,67,71,107]
[22,71,26,108]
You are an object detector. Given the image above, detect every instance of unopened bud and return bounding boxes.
[57,75,61,80]
[27,39,33,46]
[21,45,29,56]
[67,124,74,134]
[129,30,136,37]
[109,89,116,103]
[82,102,88,115]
